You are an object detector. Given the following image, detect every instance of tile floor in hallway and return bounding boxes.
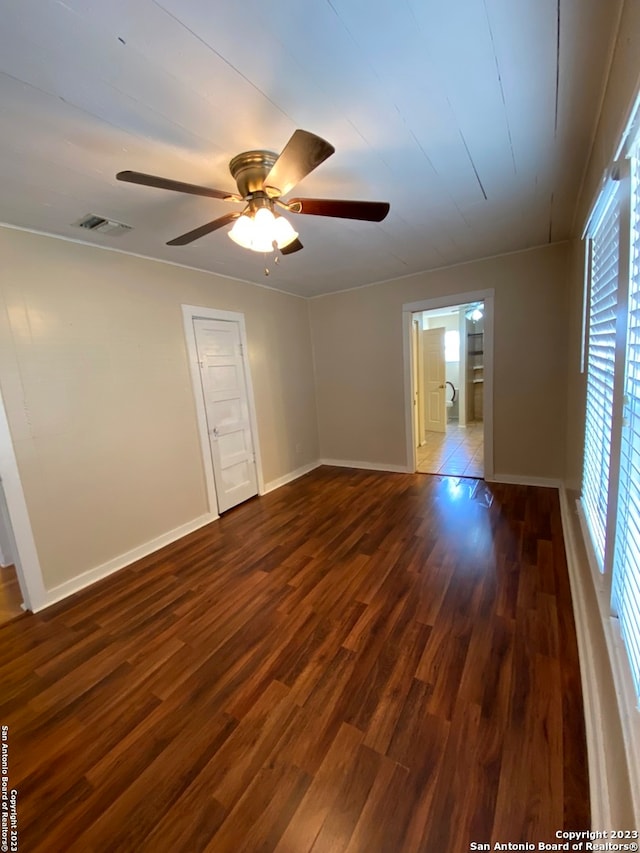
[416,421,484,478]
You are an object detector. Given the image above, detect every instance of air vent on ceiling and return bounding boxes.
[74,214,132,236]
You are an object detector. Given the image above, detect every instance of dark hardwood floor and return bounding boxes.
[0,467,589,852]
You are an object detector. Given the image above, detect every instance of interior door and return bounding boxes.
[422,326,446,434]
[193,318,258,513]
[412,319,421,446]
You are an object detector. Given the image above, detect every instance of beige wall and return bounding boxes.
[422,312,459,333]
[0,227,319,589]
[310,243,569,480]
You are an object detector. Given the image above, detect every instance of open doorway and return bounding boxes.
[0,389,46,614]
[406,295,492,479]
[0,486,23,624]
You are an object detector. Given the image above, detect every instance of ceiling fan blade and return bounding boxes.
[280,237,304,255]
[117,171,241,202]
[263,130,335,197]
[167,212,241,246]
[287,198,390,222]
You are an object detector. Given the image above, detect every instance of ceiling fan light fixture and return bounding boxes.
[228,206,298,253]
[253,207,277,253]
[273,214,298,249]
[465,304,484,322]
[228,213,254,249]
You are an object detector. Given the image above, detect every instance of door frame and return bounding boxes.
[182,305,264,517]
[402,289,495,479]
[411,319,421,445]
[0,387,47,611]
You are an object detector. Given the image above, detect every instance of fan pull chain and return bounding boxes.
[264,243,281,276]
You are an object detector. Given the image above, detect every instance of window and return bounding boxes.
[582,145,640,703]
[612,152,640,698]
[581,183,620,569]
[444,330,459,363]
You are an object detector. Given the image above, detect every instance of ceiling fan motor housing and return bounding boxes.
[229,150,279,198]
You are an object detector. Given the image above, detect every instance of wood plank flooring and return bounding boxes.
[0,467,589,851]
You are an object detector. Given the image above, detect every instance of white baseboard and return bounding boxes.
[36,459,322,612]
[559,487,640,829]
[320,458,411,474]
[488,473,563,488]
[37,512,218,612]
[559,488,611,827]
[262,461,322,494]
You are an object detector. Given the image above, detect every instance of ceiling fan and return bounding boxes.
[116,129,390,255]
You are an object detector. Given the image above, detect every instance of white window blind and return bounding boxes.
[612,153,640,698]
[581,185,620,569]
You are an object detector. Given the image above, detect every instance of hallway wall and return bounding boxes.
[310,243,569,481]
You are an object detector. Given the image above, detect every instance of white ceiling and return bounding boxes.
[0,0,621,297]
